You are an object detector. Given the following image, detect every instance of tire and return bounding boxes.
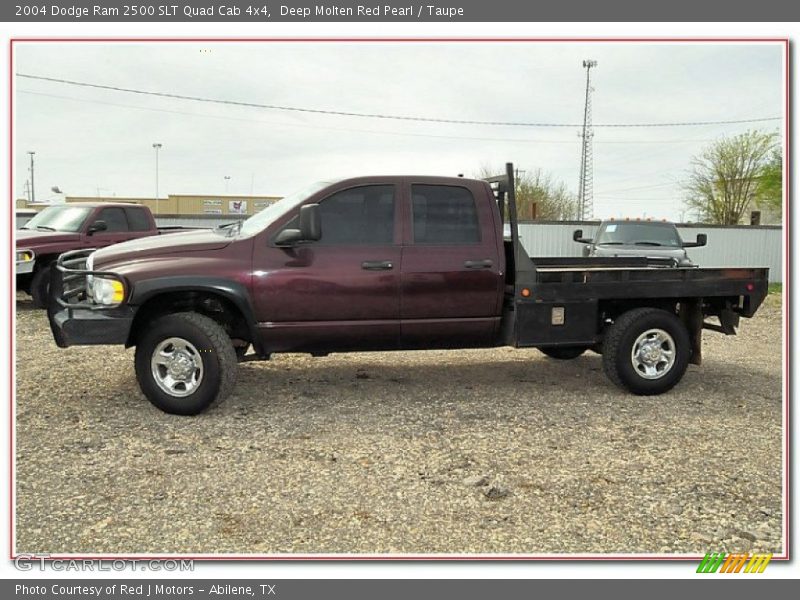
[539,346,588,360]
[134,312,238,415]
[30,264,51,309]
[602,307,691,395]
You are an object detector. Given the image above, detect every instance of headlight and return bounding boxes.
[16,250,34,262]
[86,252,95,291]
[91,277,125,305]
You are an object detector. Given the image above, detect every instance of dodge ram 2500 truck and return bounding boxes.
[48,164,768,415]
[17,203,184,308]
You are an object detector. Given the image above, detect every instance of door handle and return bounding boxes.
[361,260,394,271]
[464,259,493,269]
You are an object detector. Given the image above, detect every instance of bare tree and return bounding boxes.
[476,164,577,221]
[684,131,778,224]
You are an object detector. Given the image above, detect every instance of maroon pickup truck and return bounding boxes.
[48,165,768,415]
[16,203,168,308]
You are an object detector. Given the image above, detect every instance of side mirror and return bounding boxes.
[573,229,591,244]
[299,204,321,241]
[87,220,107,235]
[683,233,707,248]
[274,228,304,246]
[274,204,322,247]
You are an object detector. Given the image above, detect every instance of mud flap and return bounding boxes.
[679,300,703,366]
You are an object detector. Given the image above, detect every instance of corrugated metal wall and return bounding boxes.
[517,221,783,282]
[155,215,247,228]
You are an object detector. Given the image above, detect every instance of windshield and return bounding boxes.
[21,205,93,233]
[238,181,330,237]
[595,222,682,247]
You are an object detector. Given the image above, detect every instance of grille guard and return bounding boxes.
[52,248,129,312]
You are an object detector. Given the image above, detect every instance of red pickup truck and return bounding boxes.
[17,203,175,307]
[48,165,768,415]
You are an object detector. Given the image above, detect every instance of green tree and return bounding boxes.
[684,130,778,224]
[755,147,782,221]
[476,165,577,221]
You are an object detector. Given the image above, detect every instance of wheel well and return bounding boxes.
[598,298,702,365]
[598,298,679,322]
[33,254,56,272]
[126,291,253,350]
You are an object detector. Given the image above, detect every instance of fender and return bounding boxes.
[127,276,263,355]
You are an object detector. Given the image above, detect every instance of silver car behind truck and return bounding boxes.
[573,220,706,267]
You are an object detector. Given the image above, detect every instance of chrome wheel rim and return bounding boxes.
[631,328,676,380]
[151,337,204,397]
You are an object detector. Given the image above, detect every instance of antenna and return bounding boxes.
[577,59,597,220]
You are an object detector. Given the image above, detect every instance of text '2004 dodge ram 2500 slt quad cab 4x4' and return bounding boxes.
[48,164,769,415]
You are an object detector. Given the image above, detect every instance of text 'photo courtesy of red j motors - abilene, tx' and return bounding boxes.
[11,38,788,560]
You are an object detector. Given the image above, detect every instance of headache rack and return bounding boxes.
[52,248,128,311]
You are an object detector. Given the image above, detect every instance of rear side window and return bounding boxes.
[96,207,129,232]
[412,185,480,244]
[316,185,395,245]
[125,207,150,231]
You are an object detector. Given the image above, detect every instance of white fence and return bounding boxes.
[15,212,783,283]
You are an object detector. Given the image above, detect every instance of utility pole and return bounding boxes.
[152,143,162,214]
[27,151,35,203]
[577,60,597,221]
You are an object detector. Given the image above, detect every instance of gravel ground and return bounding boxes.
[15,293,784,556]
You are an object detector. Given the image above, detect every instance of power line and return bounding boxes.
[16,73,782,129]
[596,181,679,194]
[18,89,746,146]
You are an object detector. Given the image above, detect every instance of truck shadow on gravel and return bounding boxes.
[214,353,780,415]
[15,297,38,312]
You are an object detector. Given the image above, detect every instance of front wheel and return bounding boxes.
[602,307,691,395]
[30,264,51,309]
[135,312,238,415]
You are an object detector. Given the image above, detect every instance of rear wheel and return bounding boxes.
[538,346,588,360]
[30,264,51,309]
[134,312,238,415]
[602,307,690,395]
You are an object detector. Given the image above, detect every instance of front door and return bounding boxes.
[252,183,402,353]
[83,206,152,248]
[400,182,503,348]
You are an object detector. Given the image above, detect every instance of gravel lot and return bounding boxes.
[15,293,783,556]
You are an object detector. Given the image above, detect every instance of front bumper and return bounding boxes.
[49,304,136,347]
[47,249,136,348]
[16,256,35,274]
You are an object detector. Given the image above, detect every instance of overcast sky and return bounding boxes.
[14,41,783,220]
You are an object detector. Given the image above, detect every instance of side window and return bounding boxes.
[125,207,150,232]
[96,207,129,232]
[412,184,480,244]
[315,185,395,245]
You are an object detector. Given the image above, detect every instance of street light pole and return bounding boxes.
[152,143,162,215]
[224,175,231,193]
[27,151,35,203]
